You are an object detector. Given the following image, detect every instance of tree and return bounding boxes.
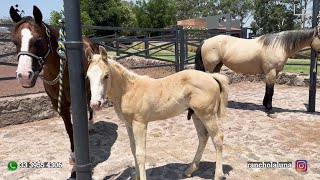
[294,0,312,28]
[134,0,177,28]
[218,0,254,27]
[50,10,95,35]
[252,0,297,35]
[50,0,136,35]
[175,0,218,21]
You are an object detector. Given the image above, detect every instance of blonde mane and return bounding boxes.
[92,54,140,79]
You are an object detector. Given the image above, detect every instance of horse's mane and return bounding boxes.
[108,58,139,79]
[92,54,139,79]
[258,29,314,51]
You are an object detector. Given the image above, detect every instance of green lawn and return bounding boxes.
[108,49,318,74]
[284,59,319,74]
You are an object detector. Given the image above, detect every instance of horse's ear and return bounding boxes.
[10,6,22,23]
[85,48,94,62]
[33,5,43,24]
[99,46,108,60]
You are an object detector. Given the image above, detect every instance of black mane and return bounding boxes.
[258,29,315,51]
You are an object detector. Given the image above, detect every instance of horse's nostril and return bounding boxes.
[98,101,101,106]
[28,71,33,79]
[17,73,23,78]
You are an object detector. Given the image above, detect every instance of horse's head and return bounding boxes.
[10,6,52,88]
[86,46,109,111]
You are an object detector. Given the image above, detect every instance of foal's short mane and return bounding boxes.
[92,55,139,79]
[108,58,139,79]
[258,29,314,51]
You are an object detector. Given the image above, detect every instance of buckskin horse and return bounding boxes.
[195,28,320,112]
[86,46,229,180]
[9,6,98,178]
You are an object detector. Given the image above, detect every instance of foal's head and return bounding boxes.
[86,46,109,110]
[10,6,52,88]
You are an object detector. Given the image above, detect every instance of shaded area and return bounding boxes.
[90,121,118,168]
[104,161,232,180]
[0,61,17,66]
[0,76,16,81]
[228,100,320,115]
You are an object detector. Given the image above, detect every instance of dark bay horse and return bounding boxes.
[195,29,320,112]
[10,6,98,178]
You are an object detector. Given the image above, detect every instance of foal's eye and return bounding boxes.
[104,75,109,79]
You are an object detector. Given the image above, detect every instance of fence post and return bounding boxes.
[179,26,185,71]
[144,34,149,58]
[185,31,188,62]
[63,0,91,179]
[174,26,180,72]
[115,32,120,56]
[308,0,319,112]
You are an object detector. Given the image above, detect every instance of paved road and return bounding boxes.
[1,82,319,180]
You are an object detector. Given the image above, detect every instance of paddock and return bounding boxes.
[1,81,319,180]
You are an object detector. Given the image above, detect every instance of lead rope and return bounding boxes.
[57,8,67,115]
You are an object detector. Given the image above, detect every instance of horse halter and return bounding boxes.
[17,22,52,74]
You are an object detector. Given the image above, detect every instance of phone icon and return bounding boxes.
[8,161,18,171]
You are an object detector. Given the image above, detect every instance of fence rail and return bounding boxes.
[0,24,319,72]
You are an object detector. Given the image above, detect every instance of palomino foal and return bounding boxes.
[87,46,229,180]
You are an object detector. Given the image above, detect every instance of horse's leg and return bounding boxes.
[199,115,224,179]
[203,53,220,73]
[131,120,147,180]
[125,125,139,179]
[213,63,223,73]
[48,97,75,178]
[88,106,94,133]
[263,69,277,112]
[184,115,209,177]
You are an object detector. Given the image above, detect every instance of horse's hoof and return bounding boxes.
[214,173,225,180]
[184,163,198,178]
[267,113,277,118]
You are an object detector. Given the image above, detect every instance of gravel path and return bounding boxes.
[1,82,319,180]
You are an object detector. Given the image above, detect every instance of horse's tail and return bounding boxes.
[212,73,229,118]
[195,41,205,71]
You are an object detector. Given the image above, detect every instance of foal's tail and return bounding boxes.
[212,73,229,118]
[195,41,205,71]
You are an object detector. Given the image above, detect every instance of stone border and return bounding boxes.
[0,93,57,127]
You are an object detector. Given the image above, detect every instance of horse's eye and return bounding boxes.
[35,38,44,46]
[104,75,109,79]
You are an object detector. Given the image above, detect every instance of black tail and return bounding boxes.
[195,41,205,71]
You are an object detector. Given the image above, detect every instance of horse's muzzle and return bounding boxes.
[90,100,103,111]
[17,71,38,88]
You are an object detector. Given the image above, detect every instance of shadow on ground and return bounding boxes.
[90,121,118,168]
[104,161,233,180]
[228,100,320,115]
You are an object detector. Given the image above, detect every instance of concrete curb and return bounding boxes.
[0,93,57,127]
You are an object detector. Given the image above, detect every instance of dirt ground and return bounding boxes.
[1,81,319,180]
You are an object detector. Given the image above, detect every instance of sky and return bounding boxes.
[0,0,63,22]
[0,0,313,28]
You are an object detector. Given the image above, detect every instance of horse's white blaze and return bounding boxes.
[16,28,33,79]
[88,64,105,107]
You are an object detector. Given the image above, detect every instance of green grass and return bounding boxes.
[284,59,318,74]
[108,49,318,74]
